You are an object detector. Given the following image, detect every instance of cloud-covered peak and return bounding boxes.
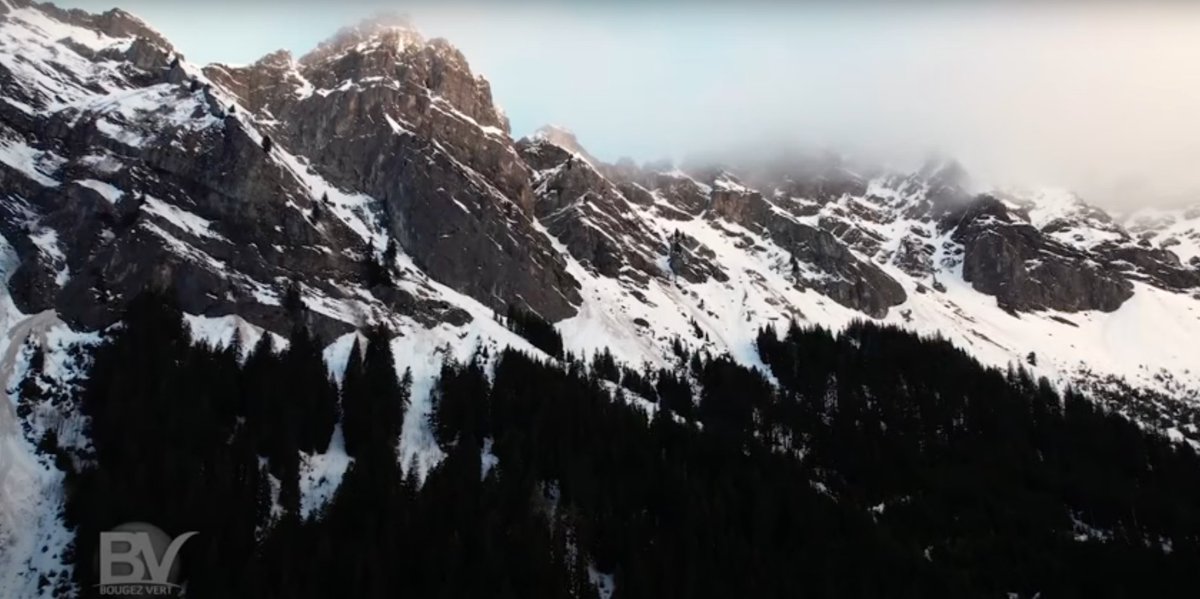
[301,12,424,66]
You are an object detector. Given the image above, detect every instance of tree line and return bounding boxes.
[23,295,1200,598]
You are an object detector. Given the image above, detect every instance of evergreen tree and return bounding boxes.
[14,341,46,420]
[55,295,1200,598]
[344,328,408,463]
[505,304,564,359]
[591,348,619,383]
[431,356,490,448]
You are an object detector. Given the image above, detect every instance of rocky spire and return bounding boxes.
[299,12,424,68]
[530,125,599,166]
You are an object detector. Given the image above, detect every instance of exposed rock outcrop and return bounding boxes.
[947,197,1133,312]
[201,17,582,321]
[708,185,907,317]
[519,136,726,286]
[3,1,1199,351]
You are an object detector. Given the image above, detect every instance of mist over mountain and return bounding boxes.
[57,0,1200,208]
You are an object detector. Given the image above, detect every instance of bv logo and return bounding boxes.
[98,522,197,597]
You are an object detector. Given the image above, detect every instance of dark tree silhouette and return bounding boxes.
[47,296,1200,598]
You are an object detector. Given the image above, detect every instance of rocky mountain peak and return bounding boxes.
[918,156,971,202]
[252,48,295,69]
[86,7,165,42]
[276,14,507,136]
[3,0,173,55]
[300,12,422,65]
[529,125,597,164]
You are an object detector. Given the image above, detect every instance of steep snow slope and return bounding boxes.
[0,232,75,599]
[512,143,1200,406]
[0,235,554,598]
[549,181,1200,403]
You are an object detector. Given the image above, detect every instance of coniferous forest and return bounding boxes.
[28,294,1200,598]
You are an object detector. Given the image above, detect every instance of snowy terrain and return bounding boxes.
[1126,205,1200,266]
[0,233,77,598]
[2,3,1200,595]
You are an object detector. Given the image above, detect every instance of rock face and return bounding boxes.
[705,183,907,317]
[645,172,711,219]
[518,136,726,286]
[1000,188,1200,294]
[203,16,581,321]
[947,197,1134,312]
[529,125,601,167]
[1125,204,1200,271]
[0,5,584,341]
[3,2,1200,350]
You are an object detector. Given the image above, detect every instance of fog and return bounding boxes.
[64,1,1200,207]
[416,3,1200,208]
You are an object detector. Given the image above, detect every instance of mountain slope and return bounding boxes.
[0,1,1197,406]
[0,1,1196,407]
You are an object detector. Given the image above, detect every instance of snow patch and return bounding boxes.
[385,113,411,135]
[271,147,384,248]
[588,565,615,599]
[322,332,361,385]
[480,437,498,481]
[183,313,281,359]
[299,427,352,520]
[75,178,123,203]
[0,258,83,597]
[27,229,68,286]
[0,138,61,187]
[142,196,227,241]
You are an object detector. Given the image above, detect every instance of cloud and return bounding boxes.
[412,3,1200,207]
[62,0,1200,206]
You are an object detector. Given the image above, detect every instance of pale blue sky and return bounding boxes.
[56,1,1200,204]
[59,1,900,160]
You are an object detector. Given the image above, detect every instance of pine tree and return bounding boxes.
[431,357,490,448]
[506,304,564,358]
[284,323,337,454]
[383,237,397,269]
[344,328,408,463]
[15,341,46,420]
[366,240,396,288]
[341,337,367,458]
[591,348,619,383]
[283,281,304,317]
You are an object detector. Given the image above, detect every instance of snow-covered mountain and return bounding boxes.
[1,0,1198,438]
[1124,203,1200,268]
[2,2,1200,593]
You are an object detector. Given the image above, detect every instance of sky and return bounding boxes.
[58,1,1200,207]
